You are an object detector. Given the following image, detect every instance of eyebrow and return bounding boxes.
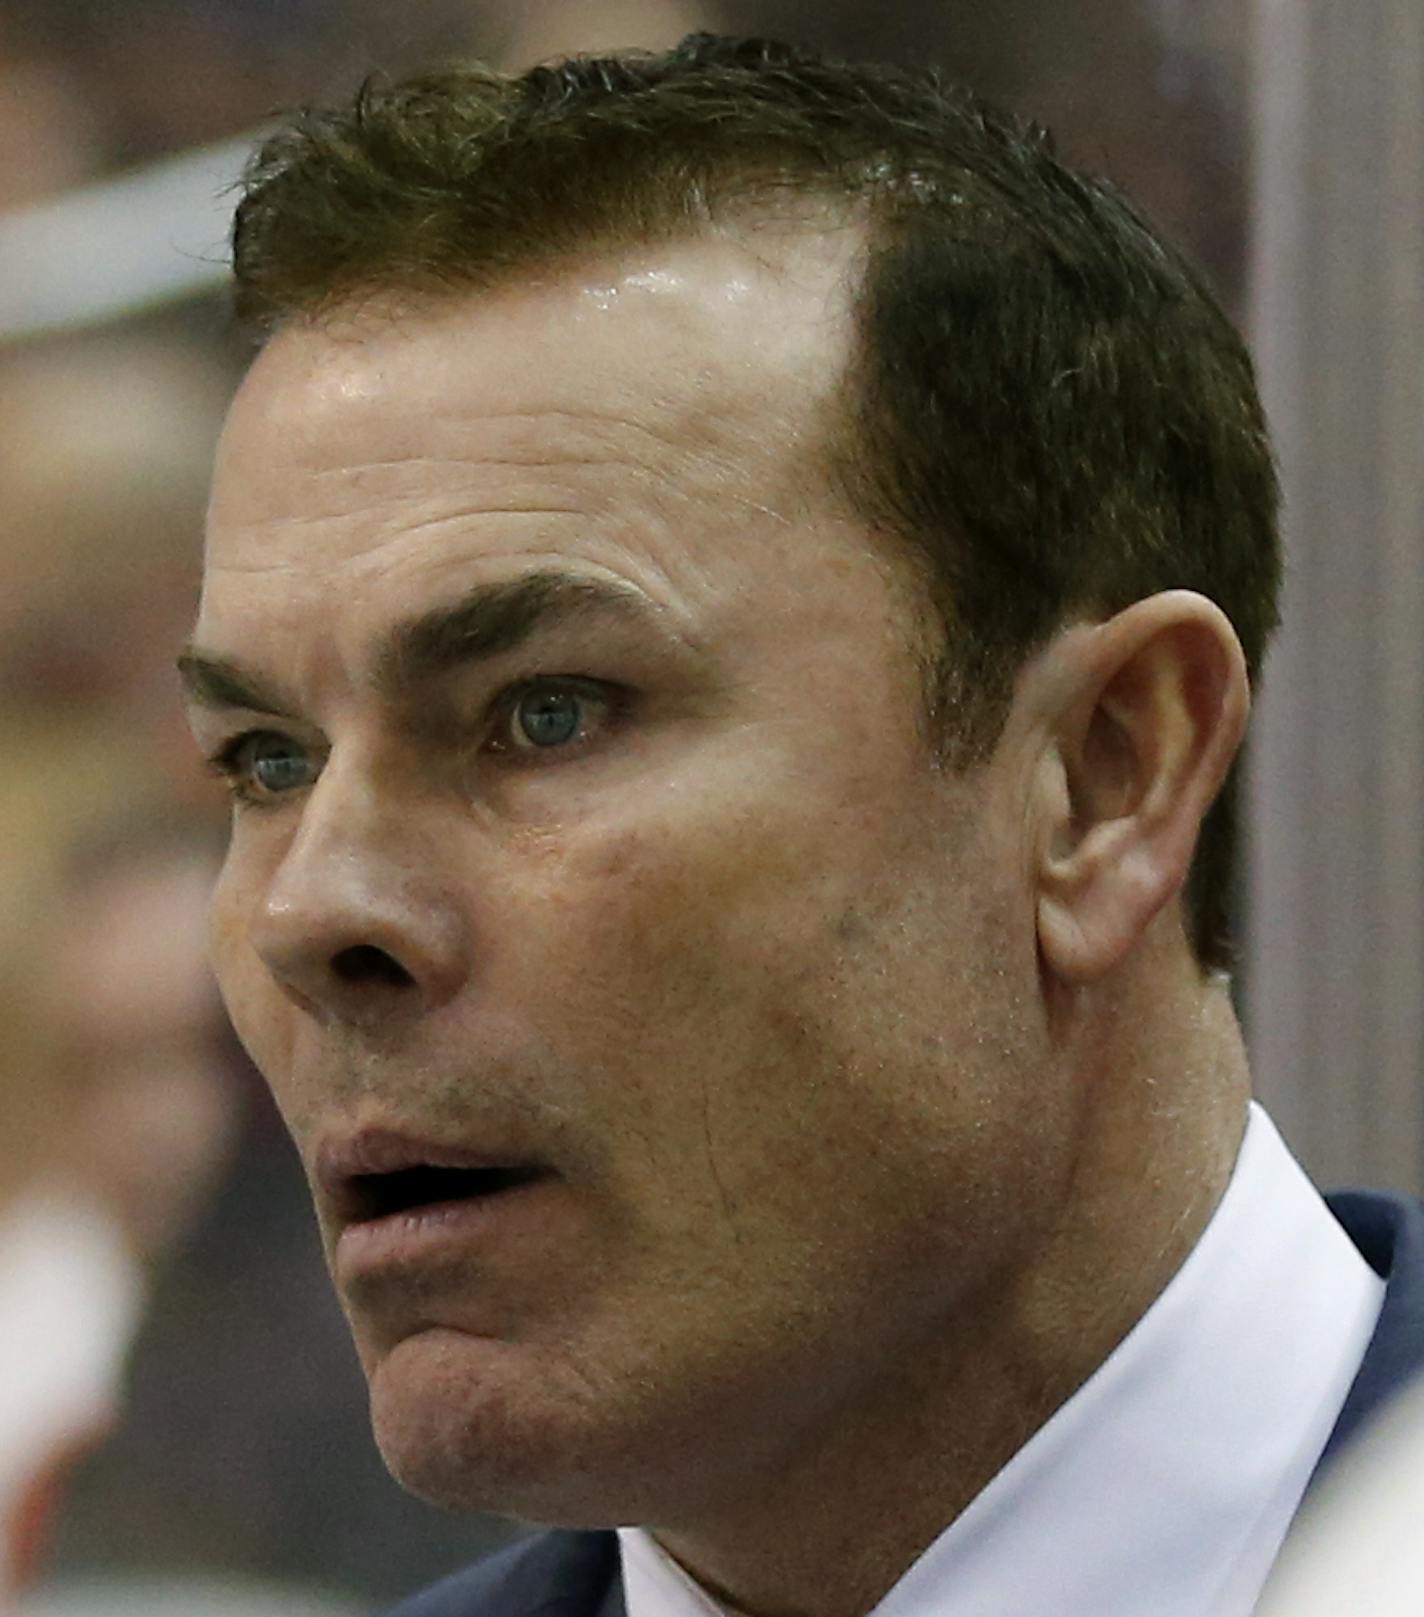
[177,570,671,717]
[375,570,665,698]
[175,651,301,718]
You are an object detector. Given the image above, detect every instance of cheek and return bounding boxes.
[493,798,940,1193]
[506,804,832,1039]
[547,758,898,962]
[487,804,846,1151]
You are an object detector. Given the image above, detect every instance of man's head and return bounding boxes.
[183,34,1269,1556]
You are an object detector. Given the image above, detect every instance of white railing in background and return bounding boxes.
[0,134,257,341]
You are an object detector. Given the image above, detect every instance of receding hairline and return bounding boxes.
[243,180,874,345]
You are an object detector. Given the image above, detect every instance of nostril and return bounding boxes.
[331,943,415,988]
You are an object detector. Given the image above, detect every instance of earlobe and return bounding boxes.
[1033,592,1249,984]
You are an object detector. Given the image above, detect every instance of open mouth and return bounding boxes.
[344,1163,548,1224]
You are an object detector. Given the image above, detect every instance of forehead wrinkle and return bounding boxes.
[467,404,771,465]
[200,505,589,583]
[275,392,755,477]
[399,408,777,520]
[260,420,736,528]
[310,359,808,500]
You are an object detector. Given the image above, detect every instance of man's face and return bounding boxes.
[188,231,1065,1528]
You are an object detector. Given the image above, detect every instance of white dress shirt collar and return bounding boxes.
[620,1104,1385,1617]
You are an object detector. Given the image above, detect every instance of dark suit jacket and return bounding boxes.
[385,1189,1424,1617]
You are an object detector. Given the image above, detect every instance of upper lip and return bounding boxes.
[315,1127,550,1227]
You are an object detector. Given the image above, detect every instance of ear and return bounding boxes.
[1032,591,1249,983]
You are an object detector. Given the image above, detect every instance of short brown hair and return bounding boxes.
[232,33,1281,972]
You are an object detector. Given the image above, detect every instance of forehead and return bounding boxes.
[197,226,913,689]
[212,229,861,537]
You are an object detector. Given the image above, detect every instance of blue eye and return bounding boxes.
[250,738,316,792]
[210,732,318,803]
[510,687,587,749]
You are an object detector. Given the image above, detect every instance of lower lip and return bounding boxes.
[335,1179,555,1280]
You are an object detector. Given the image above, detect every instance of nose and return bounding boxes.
[248,765,471,1029]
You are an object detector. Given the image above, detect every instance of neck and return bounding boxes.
[653,952,1252,1617]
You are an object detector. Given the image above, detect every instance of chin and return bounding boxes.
[366,1328,649,1528]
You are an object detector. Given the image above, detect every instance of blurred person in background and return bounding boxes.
[0,333,231,794]
[0,720,235,1609]
[178,32,1423,1617]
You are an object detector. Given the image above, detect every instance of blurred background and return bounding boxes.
[0,0,1417,1612]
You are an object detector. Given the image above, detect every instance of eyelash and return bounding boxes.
[204,676,628,809]
[204,732,313,810]
[488,675,627,755]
